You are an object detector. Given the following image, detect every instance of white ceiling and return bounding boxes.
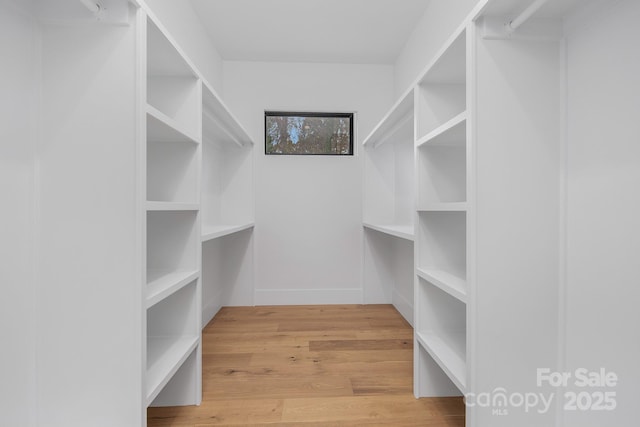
[189,0,432,64]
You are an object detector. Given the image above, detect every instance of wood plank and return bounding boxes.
[309,338,411,352]
[147,398,283,426]
[281,395,461,423]
[277,319,373,332]
[148,305,465,426]
[192,417,463,427]
[203,376,354,399]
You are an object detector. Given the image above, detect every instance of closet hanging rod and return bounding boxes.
[80,0,102,14]
[507,0,550,31]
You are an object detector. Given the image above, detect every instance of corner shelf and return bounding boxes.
[363,222,414,241]
[146,269,200,309]
[202,223,254,242]
[146,336,199,406]
[416,331,466,392]
[417,268,467,303]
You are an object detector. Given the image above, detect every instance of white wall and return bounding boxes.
[223,61,393,305]
[564,1,640,425]
[0,1,37,425]
[393,0,480,96]
[144,0,224,93]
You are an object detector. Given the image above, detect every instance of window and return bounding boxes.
[265,111,354,155]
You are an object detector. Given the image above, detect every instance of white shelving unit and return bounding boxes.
[143,13,202,410]
[409,1,634,426]
[362,88,415,325]
[411,23,470,399]
[141,2,256,416]
[412,31,469,398]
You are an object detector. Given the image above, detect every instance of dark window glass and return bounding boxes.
[265,111,354,155]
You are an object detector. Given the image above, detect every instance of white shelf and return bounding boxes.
[146,336,199,406]
[416,112,467,147]
[146,201,199,211]
[417,268,467,303]
[202,83,253,148]
[146,269,199,309]
[417,202,467,212]
[147,105,200,145]
[416,331,466,392]
[201,223,255,242]
[362,87,414,147]
[363,222,414,241]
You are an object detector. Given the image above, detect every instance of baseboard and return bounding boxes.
[202,300,222,329]
[392,289,414,327]
[254,288,363,305]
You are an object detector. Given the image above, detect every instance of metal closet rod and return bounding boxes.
[508,0,551,31]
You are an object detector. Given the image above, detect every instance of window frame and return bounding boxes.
[264,111,355,156]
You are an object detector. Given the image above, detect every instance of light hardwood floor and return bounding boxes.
[148,304,465,426]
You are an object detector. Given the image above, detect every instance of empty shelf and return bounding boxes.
[146,335,199,406]
[363,222,414,241]
[146,269,199,308]
[417,268,467,303]
[416,331,466,392]
[201,223,255,242]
